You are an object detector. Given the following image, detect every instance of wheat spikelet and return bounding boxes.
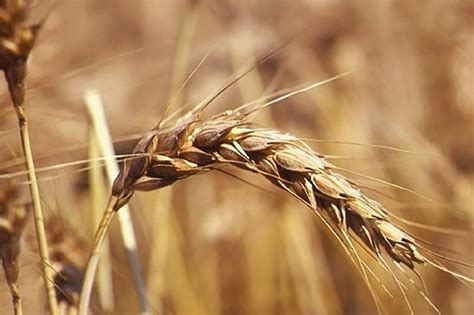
[0,180,30,315]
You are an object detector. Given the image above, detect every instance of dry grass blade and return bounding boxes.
[0,1,58,313]
[0,180,30,315]
[83,90,148,315]
[88,118,114,312]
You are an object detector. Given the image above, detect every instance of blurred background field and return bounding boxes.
[0,0,473,314]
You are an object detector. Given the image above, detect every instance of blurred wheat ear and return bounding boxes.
[0,180,30,315]
[0,1,58,314]
[45,214,88,315]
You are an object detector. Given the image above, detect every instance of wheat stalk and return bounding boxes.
[0,1,58,313]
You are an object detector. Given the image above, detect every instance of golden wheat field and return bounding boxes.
[0,0,473,314]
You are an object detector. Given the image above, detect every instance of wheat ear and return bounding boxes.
[45,215,87,315]
[80,99,474,312]
[0,1,58,313]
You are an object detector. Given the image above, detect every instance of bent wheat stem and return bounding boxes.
[79,196,116,315]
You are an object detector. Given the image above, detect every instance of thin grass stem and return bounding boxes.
[13,105,59,315]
